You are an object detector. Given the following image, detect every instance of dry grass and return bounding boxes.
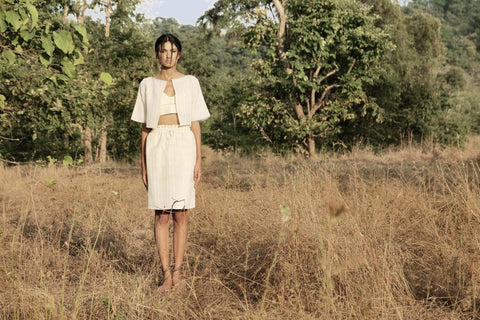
[2,137,480,319]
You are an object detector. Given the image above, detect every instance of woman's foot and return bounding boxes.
[157,268,173,295]
[172,267,186,292]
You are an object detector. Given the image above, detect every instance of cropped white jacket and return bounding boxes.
[131,75,210,128]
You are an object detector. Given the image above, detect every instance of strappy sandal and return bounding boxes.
[157,266,173,295]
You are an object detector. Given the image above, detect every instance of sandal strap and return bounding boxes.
[172,265,182,272]
[162,265,173,275]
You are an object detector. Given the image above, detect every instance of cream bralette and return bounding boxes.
[158,92,177,115]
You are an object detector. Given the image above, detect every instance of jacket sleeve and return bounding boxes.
[131,79,146,124]
[191,78,210,122]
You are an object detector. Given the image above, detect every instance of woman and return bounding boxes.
[131,34,210,294]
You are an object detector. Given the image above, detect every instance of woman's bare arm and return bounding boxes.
[141,123,151,189]
[190,121,202,188]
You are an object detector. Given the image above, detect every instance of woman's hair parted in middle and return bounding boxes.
[155,34,182,55]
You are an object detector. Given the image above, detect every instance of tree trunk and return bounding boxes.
[76,0,89,24]
[63,132,70,149]
[272,0,292,74]
[102,0,111,160]
[84,125,93,164]
[307,135,316,158]
[63,3,69,23]
[104,0,112,37]
[98,130,108,163]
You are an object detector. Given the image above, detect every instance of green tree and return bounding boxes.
[0,0,145,163]
[80,0,144,163]
[405,0,480,142]
[201,0,391,156]
[0,0,89,161]
[200,36,257,152]
[83,11,152,162]
[340,1,452,146]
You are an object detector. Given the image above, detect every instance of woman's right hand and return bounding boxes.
[142,170,148,190]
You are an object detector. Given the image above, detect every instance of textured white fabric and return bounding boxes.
[146,125,196,210]
[131,75,210,128]
[158,92,177,115]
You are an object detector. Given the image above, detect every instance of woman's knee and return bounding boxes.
[173,210,188,224]
[155,211,170,226]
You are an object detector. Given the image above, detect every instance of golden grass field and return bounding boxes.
[2,137,480,319]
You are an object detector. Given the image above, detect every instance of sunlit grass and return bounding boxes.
[1,136,480,319]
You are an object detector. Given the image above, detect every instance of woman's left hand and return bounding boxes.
[194,161,202,188]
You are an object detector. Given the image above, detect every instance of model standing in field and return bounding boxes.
[131,34,210,294]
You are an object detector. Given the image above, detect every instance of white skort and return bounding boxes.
[146,125,196,210]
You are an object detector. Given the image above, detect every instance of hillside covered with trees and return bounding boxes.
[1,0,480,162]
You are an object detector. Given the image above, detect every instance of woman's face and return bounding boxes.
[157,41,180,69]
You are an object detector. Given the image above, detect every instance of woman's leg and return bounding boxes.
[172,210,188,286]
[155,210,172,293]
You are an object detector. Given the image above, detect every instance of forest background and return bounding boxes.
[1,0,480,161]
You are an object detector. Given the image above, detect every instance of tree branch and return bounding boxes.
[0,135,21,141]
[307,67,340,118]
[347,58,356,74]
[308,69,315,114]
[313,65,322,79]
[318,67,339,84]
[309,84,338,117]
[0,158,20,165]
[295,101,305,120]
[310,88,315,115]
[259,127,273,144]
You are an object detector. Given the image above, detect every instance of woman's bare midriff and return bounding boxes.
[157,113,180,125]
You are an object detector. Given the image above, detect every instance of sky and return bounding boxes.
[89,0,412,26]
[87,0,216,26]
[136,0,216,25]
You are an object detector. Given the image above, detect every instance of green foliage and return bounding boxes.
[99,72,113,86]
[338,0,470,147]
[0,0,90,161]
[0,0,151,162]
[63,155,73,166]
[407,0,480,140]
[0,0,87,81]
[45,178,56,187]
[202,0,391,155]
[1,0,478,162]
[82,12,153,161]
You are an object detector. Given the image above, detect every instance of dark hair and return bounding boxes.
[154,34,182,55]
